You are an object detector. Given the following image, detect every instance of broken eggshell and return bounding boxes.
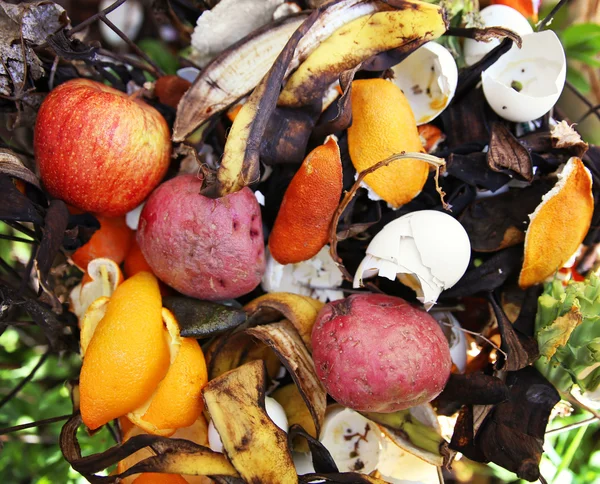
[353,210,471,310]
[208,396,288,453]
[262,246,344,302]
[431,311,468,373]
[391,42,458,125]
[482,30,567,123]
[463,4,533,66]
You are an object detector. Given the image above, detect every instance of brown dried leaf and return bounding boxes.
[247,320,327,435]
[0,148,40,188]
[203,360,298,484]
[487,123,533,182]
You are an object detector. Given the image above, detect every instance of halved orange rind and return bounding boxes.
[519,157,594,288]
[69,257,123,320]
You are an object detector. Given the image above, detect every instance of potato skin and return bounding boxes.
[137,174,265,300]
[311,294,451,412]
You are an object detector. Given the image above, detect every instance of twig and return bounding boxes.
[546,416,599,435]
[0,349,50,410]
[68,0,128,36]
[0,234,34,244]
[3,221,37,240]
[577,103,600,124]
[437,320,508,362]
[563,391,600,420]
[0,414,72,435]
[328,152,446,282]
[564,81,600,124]
[537,0,571,31]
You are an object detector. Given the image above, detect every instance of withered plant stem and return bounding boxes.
[68,0,128,35]
[328,152,446,282]
[546,416,599,435]
[0,414,72,435]
[537,0,571,31]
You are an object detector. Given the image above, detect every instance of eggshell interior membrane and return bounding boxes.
[391,42,458,125]
[482,30,566,123]
[463,4,533,66]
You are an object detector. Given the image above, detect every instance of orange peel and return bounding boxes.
[519,157,593,288]
[69,257,123,320]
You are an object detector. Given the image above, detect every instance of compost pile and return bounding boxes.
[1,0,599,483]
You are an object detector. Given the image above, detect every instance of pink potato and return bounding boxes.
[311,293,451,412]
[137,174,266,300]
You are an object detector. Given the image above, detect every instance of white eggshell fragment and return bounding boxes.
[176,67,200,84]
[431,311,468,373]
[353,210,471,310]
[482,30,566,123]
[463,5,533,66]
[319,408,382,474]
[208,396,289,453]
[262,246,344,302]
[99,0,144,46]
[378,439,440,484]
[391,42,458,125]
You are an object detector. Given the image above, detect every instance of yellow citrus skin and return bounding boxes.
[348,79,429,208]
[80,272,170,430]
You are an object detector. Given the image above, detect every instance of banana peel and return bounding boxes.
[278,1,448,108]
[244,292,324,351]
[272,384,317,453]
[203,360,298,484]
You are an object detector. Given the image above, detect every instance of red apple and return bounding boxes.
[34,79,171,216]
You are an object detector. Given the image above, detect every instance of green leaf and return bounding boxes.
[567,67,591,93]
[137,38,179,76]
[561,23,600,50]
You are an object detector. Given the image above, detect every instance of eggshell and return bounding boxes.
[353,210,471,309]
[431,311,468,373]
[391,42,458,125]
[482,30,566,123]
[463,5,533,66]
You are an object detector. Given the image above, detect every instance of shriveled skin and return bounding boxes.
[311,294,451,412]
[137,175,265,300]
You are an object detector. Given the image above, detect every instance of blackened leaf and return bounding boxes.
[437,372,509,408]
[46,30,98,61]
[0,148,40,188]
[478,367,560,482]
[442,247,523,299]
[459,179,555,252]
[449,405,488,463]
[299,473,388,483]
[35,199,69,280]
[288,424,338,474]
[487,123,533,182]
[583,146,600,245]
[163,296,247,338]
[0,175,44,225]
[513,285,543,337]
[441,88,492,148]
[489,293,537,371]
[63,213,100,251]
[445,152,510,192]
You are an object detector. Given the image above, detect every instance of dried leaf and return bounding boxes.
[458,179,555,252]
[0,1,69,96]
[441,247,523,299]
[163,296,247,339]
[299,473,388,483]
[35,199,69,282]
[487,123,533,182]
[445,152,510,192]
[0,175,44,224]
[441,88,491,149]
[46,30,98,61]
[0,148,40,188]
[247,320,327,435]
[437,372,509,408]
[203,360,298,484]
[489,293,537,371]
[536,305,582,359]
[550,120,589,158]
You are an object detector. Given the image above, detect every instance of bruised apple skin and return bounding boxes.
[137,174,266,300]
[311,294,451,412]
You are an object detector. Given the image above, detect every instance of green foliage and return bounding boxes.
[138,38,180,76]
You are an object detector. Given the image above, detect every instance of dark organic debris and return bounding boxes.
[487,123,533,182]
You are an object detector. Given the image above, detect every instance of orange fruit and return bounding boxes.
[72,215,134,270]
[348,79,429,208]
[119,416,135,437]
[268,136,343,264]
[519,157,593,288]
[125,238,154,277]
[133,474,188,484]
[129,309,207,436]
[80,272,170,430]
[69,257,124,320]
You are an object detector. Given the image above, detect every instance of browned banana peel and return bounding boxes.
[59,414,238,482]
[273,384,317,452]
[244,292,324,351]
[203,360,298,483]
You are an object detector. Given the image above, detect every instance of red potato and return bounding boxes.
[137,174,265,300]
[311,294,451,412]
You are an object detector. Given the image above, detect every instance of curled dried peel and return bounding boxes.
[203,360,298,483]
[519,157,593,288]
[244,292,324,351]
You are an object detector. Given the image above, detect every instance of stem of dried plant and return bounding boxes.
[328,152,447,282]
